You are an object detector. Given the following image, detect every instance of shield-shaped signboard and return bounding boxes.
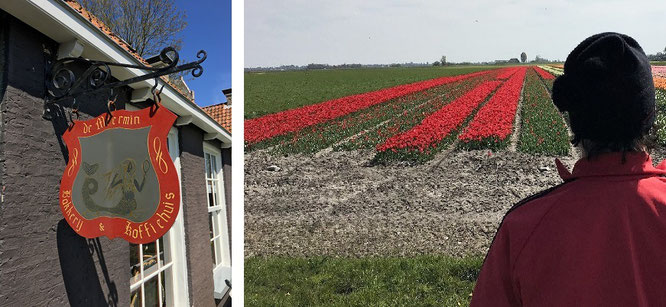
[60,104,180,244]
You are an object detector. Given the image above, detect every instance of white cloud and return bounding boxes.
[245,0,666,67]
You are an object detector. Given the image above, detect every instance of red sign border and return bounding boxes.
[59,104,181,244]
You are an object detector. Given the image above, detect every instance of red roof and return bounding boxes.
[202,104,232,133]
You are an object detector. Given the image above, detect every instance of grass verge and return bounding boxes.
[245,255,483,307]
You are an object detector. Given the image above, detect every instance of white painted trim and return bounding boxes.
[203,143,231,299]
[213,265,232,299]
[57,39,83,59]
[230,0,244,301]
[130,87,152,103]
[204,133,218,141]
[175,116,193,126]
[0,0,231,144]
[167,127,190,307]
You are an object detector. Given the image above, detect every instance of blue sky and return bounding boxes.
[175,0,231,107]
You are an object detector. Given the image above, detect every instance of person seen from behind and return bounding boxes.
[470,32,666,306]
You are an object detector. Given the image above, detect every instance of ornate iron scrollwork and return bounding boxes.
[44,47,206,119]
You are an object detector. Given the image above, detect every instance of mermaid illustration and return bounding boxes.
[81,158,151,217]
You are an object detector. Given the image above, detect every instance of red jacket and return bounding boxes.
[470,152,666,306]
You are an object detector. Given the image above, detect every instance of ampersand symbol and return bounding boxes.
[68,148,78,177]
[153,137,168,174]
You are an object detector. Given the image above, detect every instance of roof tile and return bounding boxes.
[202,103,232,133]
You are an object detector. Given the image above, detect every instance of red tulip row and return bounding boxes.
[336,70,502,152]
[274,72,496,154]
[458,67,528,148]
[244,70,491,144]
[534,66,555,80]
[376,81,502,153]
[496,67,521,80]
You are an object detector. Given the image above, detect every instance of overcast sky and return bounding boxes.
[245,0,666,67]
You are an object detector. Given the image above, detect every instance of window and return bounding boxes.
[130,237,168,306]
[130,128,189,307]
[204,143,231,298]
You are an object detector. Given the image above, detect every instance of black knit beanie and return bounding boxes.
[552,32,655,144]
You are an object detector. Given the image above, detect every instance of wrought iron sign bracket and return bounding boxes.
[43,47,206,120]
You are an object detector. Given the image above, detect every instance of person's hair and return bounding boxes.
[574,124,656,162]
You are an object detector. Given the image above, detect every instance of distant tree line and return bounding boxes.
[647,47,666,61]
[245,62,432,72]
[245,52,571,72]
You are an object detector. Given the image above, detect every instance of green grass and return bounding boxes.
[651,61,666,66]
[245,66,499,119]
[518,68,570,155]
[245,255,483,307]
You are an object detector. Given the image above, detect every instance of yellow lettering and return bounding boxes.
[96,117,104,130]
[67,148,78,177]
[156,212,170,223]
[142,223,152,237]
[163,202,174,214]
[153,138,168,174]
[165,192,175,200]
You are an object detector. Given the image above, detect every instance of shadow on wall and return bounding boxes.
[57,220,118,307]
[48,88,130,163]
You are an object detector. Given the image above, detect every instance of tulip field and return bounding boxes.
[245,64,666,162]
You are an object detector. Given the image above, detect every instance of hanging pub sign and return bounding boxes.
[59,104,180,244]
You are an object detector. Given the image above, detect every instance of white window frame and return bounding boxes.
[203,142,231,299]
[129,126,189,307]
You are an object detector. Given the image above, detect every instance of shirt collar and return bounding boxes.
[555,151,666,181]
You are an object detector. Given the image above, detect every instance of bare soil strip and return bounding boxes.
[508,74,527,152]
[246,147,666,258]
